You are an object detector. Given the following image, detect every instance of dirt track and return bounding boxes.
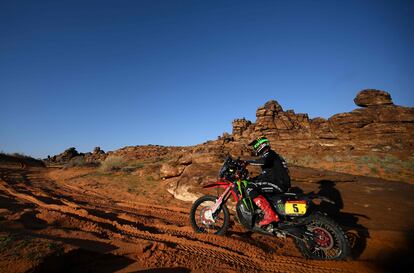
[0,166,412,273]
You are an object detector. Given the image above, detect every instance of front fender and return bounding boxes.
[203,180,240,202]
[203,180,232,189]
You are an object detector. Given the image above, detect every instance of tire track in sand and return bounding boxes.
[0,170,374,273]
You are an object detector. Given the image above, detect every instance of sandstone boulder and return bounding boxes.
[354,89,393,107]
[177,154,192,165]
[160,163,186,179]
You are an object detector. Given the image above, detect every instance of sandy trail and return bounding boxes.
[0,167,410,272]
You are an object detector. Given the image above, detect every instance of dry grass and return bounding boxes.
[64,156,100,169]
[99,155,128,172]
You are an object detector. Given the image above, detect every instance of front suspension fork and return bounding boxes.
[211,186,232,215]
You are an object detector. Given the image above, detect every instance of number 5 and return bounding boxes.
[293,204,299,213]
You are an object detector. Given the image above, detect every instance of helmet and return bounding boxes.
[249,136,270,156]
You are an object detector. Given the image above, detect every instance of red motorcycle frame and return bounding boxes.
[202,180,242,215]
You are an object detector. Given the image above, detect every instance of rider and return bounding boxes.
[243,136,291,227]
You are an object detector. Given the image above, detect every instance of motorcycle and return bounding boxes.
[190,156,351,260]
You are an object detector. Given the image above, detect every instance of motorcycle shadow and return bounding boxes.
[337,212,370,259]
[314,180,370,259]
[226,228,282,254]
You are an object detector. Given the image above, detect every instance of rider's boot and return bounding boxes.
[253,195,279,226]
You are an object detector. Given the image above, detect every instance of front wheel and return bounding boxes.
[294,213,351,260]
[190,195,230,235]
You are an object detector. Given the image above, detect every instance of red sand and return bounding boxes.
[1,166,413,273]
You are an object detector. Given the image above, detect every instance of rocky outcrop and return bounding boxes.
[46,147,79,164]
[354,89,393,107]
[232,118,251,137]
[229,89,413,147]
[81,147,107,163]
[110,145,188,160]
[160,89,413,187]
[221,89,414,183]
[160,154,192,179]
[45,147,108,166]
[44,89,413,184]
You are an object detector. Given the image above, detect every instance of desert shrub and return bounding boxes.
[118,161,146,173]
[0,234,14,249]
[121,166,137,173]
[355,154,414,176]
[370,167,379,174]
[322,155,338,163]
[0,152,45,167]
[64,156,100,169]
[130,162,145,169]
[11,152,29,158]
[403,160,414,171]
[100,155,127,172]
[292,155,316,166]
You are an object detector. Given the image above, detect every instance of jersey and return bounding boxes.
[247,149,291,192]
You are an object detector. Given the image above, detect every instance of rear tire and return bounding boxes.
[294,213,351,260]
[190,195,230,235]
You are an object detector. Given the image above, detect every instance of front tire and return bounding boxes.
[294,213,351,260]
[190,195,230,235]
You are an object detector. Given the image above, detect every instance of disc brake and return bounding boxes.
[201,208,216,225]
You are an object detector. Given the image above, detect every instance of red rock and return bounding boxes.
[354,89,393,107]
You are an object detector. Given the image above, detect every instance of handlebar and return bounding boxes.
[219,155,249,181]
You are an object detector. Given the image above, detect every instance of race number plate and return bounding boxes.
[285,201,307,215]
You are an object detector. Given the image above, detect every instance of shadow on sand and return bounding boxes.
[315,180,370,259]
[379,229,414,273]
[33,248,134,273]
[132,268,191,273]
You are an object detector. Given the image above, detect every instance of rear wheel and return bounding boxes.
[294,213,351,260]
[190,195,230,235]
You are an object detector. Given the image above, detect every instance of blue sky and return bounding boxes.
[1,0,413,158]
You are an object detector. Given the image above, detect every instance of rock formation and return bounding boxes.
[45,89,414,184]
[47,147,80,164]
[45,147,107,166]
[164,88,414,198]
[222,89,414,182]
[354,89,393,107]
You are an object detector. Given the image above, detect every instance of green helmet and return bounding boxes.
[249,136,270,156]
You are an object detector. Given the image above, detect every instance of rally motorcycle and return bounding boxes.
[190,156,351,260]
